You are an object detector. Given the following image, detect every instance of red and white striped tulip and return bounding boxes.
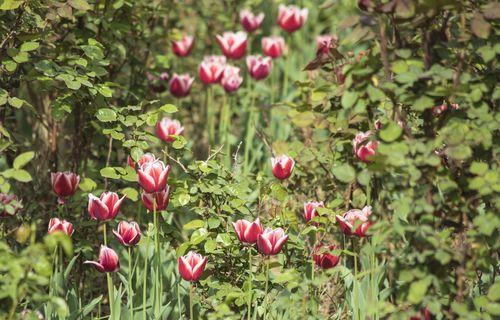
[239,9,265,33]
[113,221,141,246]
[232,218,263,244]
[84,245,120,273]
[257,227,288,256]
[141,186,170,212]
[169,73,194,98]
[271,155,295,180]
[262,36,285,58]
[137,160,170,193]
[51,172,80,204]
[353,131,379,163]
[336,206,372,237]
[156,117,184,143]
[48,218,74,236]
[313,244,340,269]
[303,201,324,224]
[199,55,227,85]
[316,34,334,56]
[221,65,243,93]
[172,35,195,57]
[128,153,157,170]
[88,192,126,221]
[216,31,248,60]
[178,251,208,282]
[246,55,272,80]
[277,5,308,33]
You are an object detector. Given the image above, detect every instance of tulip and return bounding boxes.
[303,201,324,224]
[88,191,126,221]
[232,218,263,244]
[169,73,194,98]
[239,9,265,33]
[316,34,334,56]
[257,227,288,256]
[137,160,170,193]
[51,171,80,204]
[48,218,74,236]
[246,55,272,80]
[156,117,184,143]
[146,72,169,93]
[199,56,226,85]
[410,308,431,320]
[432,103,448,116]
[353,131,378,163]
[221,65,243,93]
[336,206,372,237]
[0,193,21,217]
[271,155,295,180]
[178,251,207,282]
[113,221,141,246]
[84,245,120,273]
[312,244,340,269]
[172,35,194,57]
[216,31,247,60]
[277,5,308,33]
[374,119,382,130]
[141,186,170,212]
[262,36,285,58]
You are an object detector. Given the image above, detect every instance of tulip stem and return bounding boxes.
[281,43,290,100]
[263,257,270,319]
[128,247,134,320]
[103,224,114,319]
[189,282,194,320]
[206,86,215,146]
[247,247,252,320]
[153,200,161,317]
[142,226,150,320]
[243,82,256,173]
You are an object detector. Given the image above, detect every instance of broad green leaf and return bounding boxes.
[13,151,35,169]
[20,41,39,52]
[183,219,205,230]
[96,108,117,122]
[332,164,356,183]
[160,104,178,113]
[380,122,402,142]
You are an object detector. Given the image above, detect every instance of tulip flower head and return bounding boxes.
[169,73,194,98]
[48,218,74,236]
[257,227,288,256]
[336,206,372,237]
[0,193,21,217]
[277,5,308,33]
[51,171,80,204]
[313,244,340,269]
[240,9,265,33]
[262,36,285,58]
[221,65,243,93]
[199,55,227,85]
[156,117,184,143]
[113,221,141,246]
[271,155,295,180]
[178,251,207,282]
[316,34,334,56]
[146,72,169,93]
[246,55,272,80]
[216,31,248,59]
[232,218,263,244]
[137,160,171,194]
[141,186,170,212]
[303,201,324,224]
[353,131,379,163]
[84,245,120,273]
[128,152,157,171]
[172,35,195,57]
[88,191,126,221]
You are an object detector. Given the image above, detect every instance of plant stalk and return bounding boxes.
[103,224,114,319]
[247,247,253,320]
[128,247,134,319]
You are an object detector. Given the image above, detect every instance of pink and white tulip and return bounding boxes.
[353,131,378,163]
[257,227,288,256]
[262,36,285,58]
[313,244,340,269]
[303,201,324,224]
[316,34,334,56]
[232,218,263,244]
[221,65,243,93]
[246,55,272,80]
[156,117,184,143]
[137,160,170,193]
[336,206,372,237]
[216,31,247,60]
[178,251,208,282]
[113,221,141,246]
[271,155,295,180]
[88,191,126,221]
[169,73,194,98]
[199,56,226,85]
[240,10,265,33]
[172,35,195,57]
[48,218,74,236]
[277,5,308,33]
[141,186,170,212]
[84,245,120,273]
[51,172,80,204]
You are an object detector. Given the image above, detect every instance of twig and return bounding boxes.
[206,144,224,162]
[378,19,391,81]
[167,154,189,174]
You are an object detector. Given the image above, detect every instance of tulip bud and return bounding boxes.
[216,32,247,60]
[178,251,207,282]
[232,218,263,244]
[270,155,295,180]
[48,218,74,236]
[336,206,372,237]
[137,160,171,193]
[0,193,21,217]
[156,117,184,143]
[353,131,378,163]
[239,10,265,33]
[246,55,272,80]
[172,35,195,57]
[84,245,120,273]
[141,186,170,212]
[51,172,80,204]
[220,65,243,93]
[257,227,288,256]
[303,201,324,224]
[374,119,382,130]
[312,244,340,269]
[316,35,334,56]
[169,73,194,98]
[113,221,141,246]
[88,191,126,221]
[277,5,308,33]
[262,36,285,59]
[199,56,227,85]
